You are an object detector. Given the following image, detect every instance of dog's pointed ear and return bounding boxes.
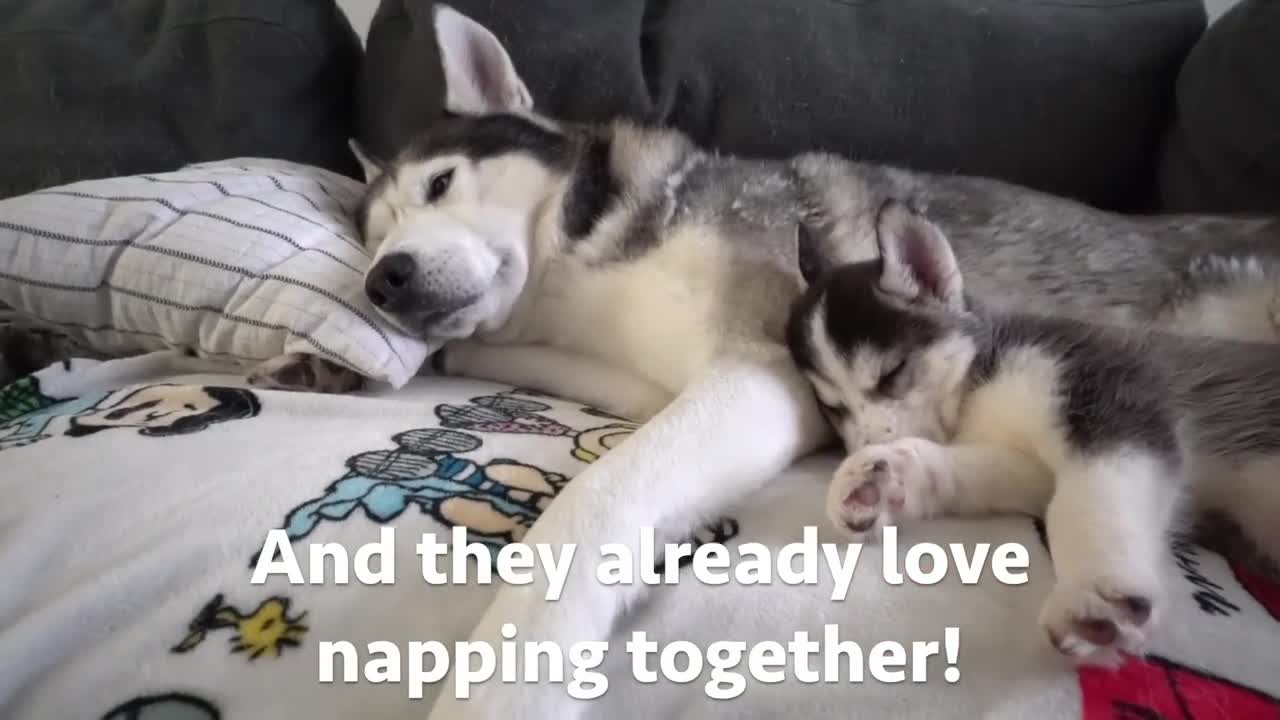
[433,4,533,116]
[348,139,386,184]
[875,200,964,311]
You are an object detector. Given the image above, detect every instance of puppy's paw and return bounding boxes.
[1039,576,1158,667]
[827,438,945,542]
[248,353,364,394]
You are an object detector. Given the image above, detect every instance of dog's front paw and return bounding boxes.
[827,438,946,542]
[248,353,364,393]
[1039,575,1158,667]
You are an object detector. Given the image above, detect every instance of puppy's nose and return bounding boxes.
[366,252,417,309]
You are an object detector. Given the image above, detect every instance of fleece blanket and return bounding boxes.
[0,354,1277,720]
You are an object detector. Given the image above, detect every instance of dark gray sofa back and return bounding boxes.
[0,0,363,199]
[359,0,1206,212]
[1160,0,1280,215]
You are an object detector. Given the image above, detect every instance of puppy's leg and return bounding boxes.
[827,439,1055,541]
[425,351,831,720]
[1038,450,1181,667]
[439,340,675,422]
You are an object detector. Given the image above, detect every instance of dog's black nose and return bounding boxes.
[366,252,417,309]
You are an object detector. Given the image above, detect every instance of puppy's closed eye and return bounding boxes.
[814,393,849,419]
[807,375,850,419]
[875,358,909,397]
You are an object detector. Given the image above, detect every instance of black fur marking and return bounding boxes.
[615,199,667,261]
[818,262,956,357]
[796,222,827,287]
[786,262,953,434]
[791,259,1182,459]
[1171,339,1280,456]
[367,113,612,242]
[562,136,620,240]
[402,114,575,169]
[785,284,822,373]
[969,314,1180,457]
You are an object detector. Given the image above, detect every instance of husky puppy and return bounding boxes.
[787,200,1280,667]
[351,6,1280,717]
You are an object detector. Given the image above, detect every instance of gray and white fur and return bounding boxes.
[787,200,1280,668]
[350,6,1280,718]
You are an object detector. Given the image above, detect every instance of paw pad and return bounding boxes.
[1040,582,1158,667]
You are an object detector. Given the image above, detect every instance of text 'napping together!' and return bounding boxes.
[251,526,1030,700]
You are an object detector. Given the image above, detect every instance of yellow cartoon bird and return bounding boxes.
[172,593,308,660]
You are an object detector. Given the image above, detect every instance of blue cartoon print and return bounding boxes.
[263,429,572,560]
[260,389,739,569]
[435,392,639,462]
[0,376,53,423]
[0,376,112,450]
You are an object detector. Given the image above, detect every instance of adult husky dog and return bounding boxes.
[351,6,1280,718]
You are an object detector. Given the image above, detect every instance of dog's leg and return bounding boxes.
[826,439,1055,541]
[425,350,831,720]
[1037,451,1179,667]
[246,353,365,394]
[439,340,675,422]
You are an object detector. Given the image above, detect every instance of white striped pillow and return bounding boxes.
[0,158,431,388]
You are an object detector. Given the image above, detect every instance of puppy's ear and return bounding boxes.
[875,200,964,311]
[433,4,533,116]
[348,139,387,184]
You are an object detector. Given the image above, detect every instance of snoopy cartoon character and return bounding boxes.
[273,428,570,556]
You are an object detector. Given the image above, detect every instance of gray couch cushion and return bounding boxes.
[0,0,363,199]
[1159,0,1280,214]
[359,0,1205,212]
